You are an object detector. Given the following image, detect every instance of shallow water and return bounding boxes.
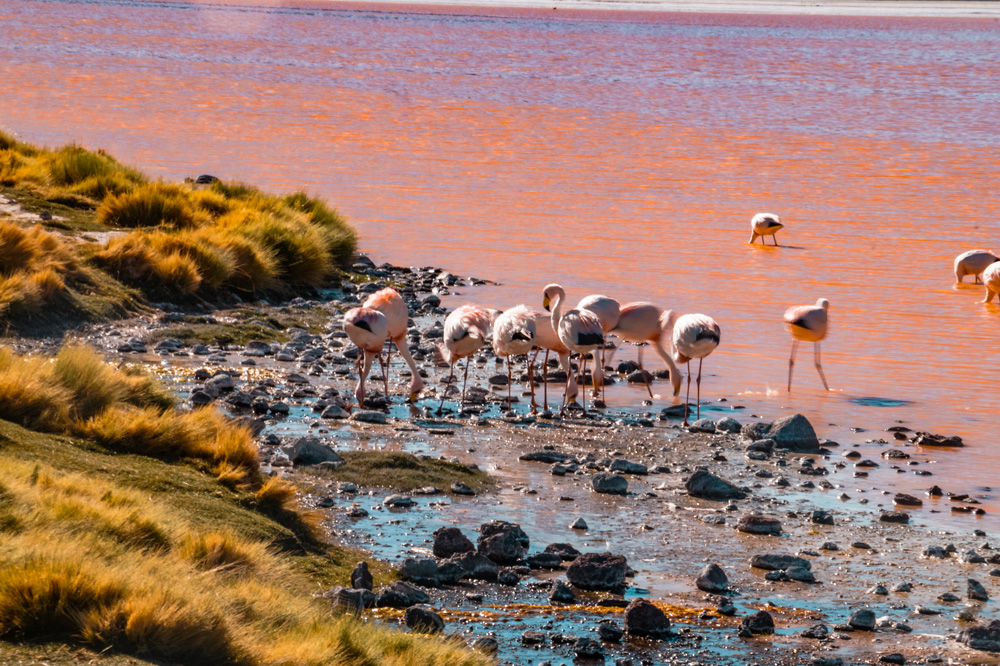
[2,1,1000,513]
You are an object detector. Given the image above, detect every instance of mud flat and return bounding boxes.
[26,257,1000,666]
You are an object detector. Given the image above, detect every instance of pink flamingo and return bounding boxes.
[672,313,721,426]
[492,305,537,410]
[610,302,683,398]
[955,249,999,284]
[784,298,830,392]
[748,213,784,246]
[576,294,620,399]
[342,307,389,407]
[982,263,1000,303]
[438,303,494,414]
[527,308,577,413]
[363,287,424,403]
[543,284,605,416]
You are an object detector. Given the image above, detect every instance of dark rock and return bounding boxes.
[544,543,582,561]
[801,623,830,639]
[432,527,475,558]
[696,563,729,593]
[894,493,923,506]
[736,514,782,536]
[689,418,716,433]
[786,566,817,583]
[527,552,563,569]
[281,437,344,466]
[959,620,1000,651]
[520,450,573,463]
[969,579,990,601]
[376,582,430,608]
[598,620,624,642]
[750,554,811,571]
[740,610,775,635]
[624,599,672,638]
[592,472,628,495]
[350,561,373,591]
[549,581,576,603]
[880,511,910,524]
[913,432,963,447]
[399,558,439,586]
[609,459,648,475]
[685,469,747,500]
[498,568,521,586]
[848,609,876,631]
[404,605,444,633]
[324,586,376,612]
[521,630,546,646]
[566,552,629,591]
[879,654,905,665]
[451,481,475,495]
[716,416,742,433]
[468,636,498,655]
[479,529,526,565]
[441,552,500,583]
[383,494,415,508]
[574,637,604,658]
[479,520,530,549]
[743,414,819,451]
[811,510,835,525]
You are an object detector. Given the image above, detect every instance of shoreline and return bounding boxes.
[31,255,996,665]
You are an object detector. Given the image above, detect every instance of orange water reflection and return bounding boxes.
[2,1,999,518]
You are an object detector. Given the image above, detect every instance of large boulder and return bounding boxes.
[959,620,1000,652]
[736,514,782,536]
[696,563,729,593]
[685,469,747,500]
[376,581,430,609]
[624,599,672,638]
[432,527,475,558]
[281,437,344,466]
[439,552,500,583]
[750,554,811,571]
[478,521,530,550]
[324,586,376,613]
[742,414,820,452]
[566,553,629,591]
[479,529,526,565]
[398,558,439,586]
[592,472,629,495]
[404,605,445,633]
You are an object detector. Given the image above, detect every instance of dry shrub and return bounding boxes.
[97,182,204,229]
[284,191,357,268]
[179,532,267,574]
[74,406,205,460]
[153,252,202,294]
[211,424,259,485]
[0,222,40,275]
[0,349,71,431]
[233,212,332,286]
[118,364,176,411]
[0,273,43,313]
[149,231,235,289]
[52,343,127,421]
[189,188,232,217]
[91,233,158,281]
[29,267,65,298]
[254,476,298,514]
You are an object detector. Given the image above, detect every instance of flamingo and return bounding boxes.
[528,308,577,413]
[672,314,721,426]
[983,263,1000,303]
[954,249,999,284]
[748,213,784,246]
[438,303,494,414]
[492,305,537,411]
[342,307,389,407]
[363,287,424,403]
[610,302,682,398]
[543,284,605,416]
[576,294,620,399]
[784,298,830,392]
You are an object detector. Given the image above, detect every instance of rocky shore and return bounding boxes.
[12,255,999,665]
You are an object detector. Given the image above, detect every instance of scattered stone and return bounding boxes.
[570,517,588,530]
[716,416,742,433]
[689,418,716,433]
[281,437,344,466]
[573,637,604,658]
[324,586,376,612]
[868,584,889,596]
[969,579,990,601]
[350,410,388,425]
[740,610,775,635]
[544,543,582,560]
[958,620,1000,652]
[404,605,444,633]
[848,609,876,631]
[736,514,782,536]
[399,557,439,586]
[592,472,628,495]
[609,459,648,475]
[696,563,729,593]
[743,413,820,452]
[801,624,829,639]
[376,581,430,609]
[624,599,672,638]
[685,469,747,500]
[894,493,923,507]
[432,527,475,558]
[566,553,629,591]
[527,552,563,569]
[880,511,910,524]
[878,654,905,665]
[598,620,624,642]
[350,561,373,591]
[549,581,576,603]
[383,494,415,508]
[468,636,498,655]
[913,432,963,447]
[811,510,834,525]
[750,554,811,571]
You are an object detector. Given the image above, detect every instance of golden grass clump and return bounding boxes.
[149,230,235,289]
[97,182,206,229]
[153,252,203,294]
[0,222,80,315]
[284,191,357,268]
[0,348,71,431]
[223,210,332,286]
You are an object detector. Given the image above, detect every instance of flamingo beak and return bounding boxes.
[408,391,420,403]
[543,296,551,311]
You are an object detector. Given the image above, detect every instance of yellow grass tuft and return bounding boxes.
[0,349,71,431]
[97,182,206,229]
[153,252,203,294]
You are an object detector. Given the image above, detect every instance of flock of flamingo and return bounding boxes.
[341,213,999,426]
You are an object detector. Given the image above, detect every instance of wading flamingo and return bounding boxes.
[492,305,537,410]
[528,308,577,413]
[438,303,494,414]
[672,314,721,426]
[610,302,682,398]
[748,213,784,246]
[576,294,620,399]
[342,307,389,407]
[364,287,424,402]
[954,249,999,284]
[784,298,830,392]
[983,263,1000,303]
[543,284,605,416]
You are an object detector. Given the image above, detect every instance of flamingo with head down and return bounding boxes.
[543,284,605,416]
[784,298,830,392]
[748,213,784,246]
[342,306,389,407]
[672,313,721,426]
[610,302,683,398]
[363,287,424,403]
[438,303,495,414]
[492,305,537,410]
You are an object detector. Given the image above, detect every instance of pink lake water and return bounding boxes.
[2,0,1000,516]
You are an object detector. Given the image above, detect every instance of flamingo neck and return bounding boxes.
[550,292,563,334]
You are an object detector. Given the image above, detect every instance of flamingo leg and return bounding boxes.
[542,349,550,411]
[814,342,830,391]
[528,355,537,414]
[383,345,392,400]
[985,288,998,304]
[696,356,703,420]
[507,359,513,410]
[395,337,423,403]
[787,340,799,392]
[637,345,654,399]
[683,361,692,426]
[653,339,682,396]
[580,354,588,416]
[460,357,471,413]
[437,362,455,415]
